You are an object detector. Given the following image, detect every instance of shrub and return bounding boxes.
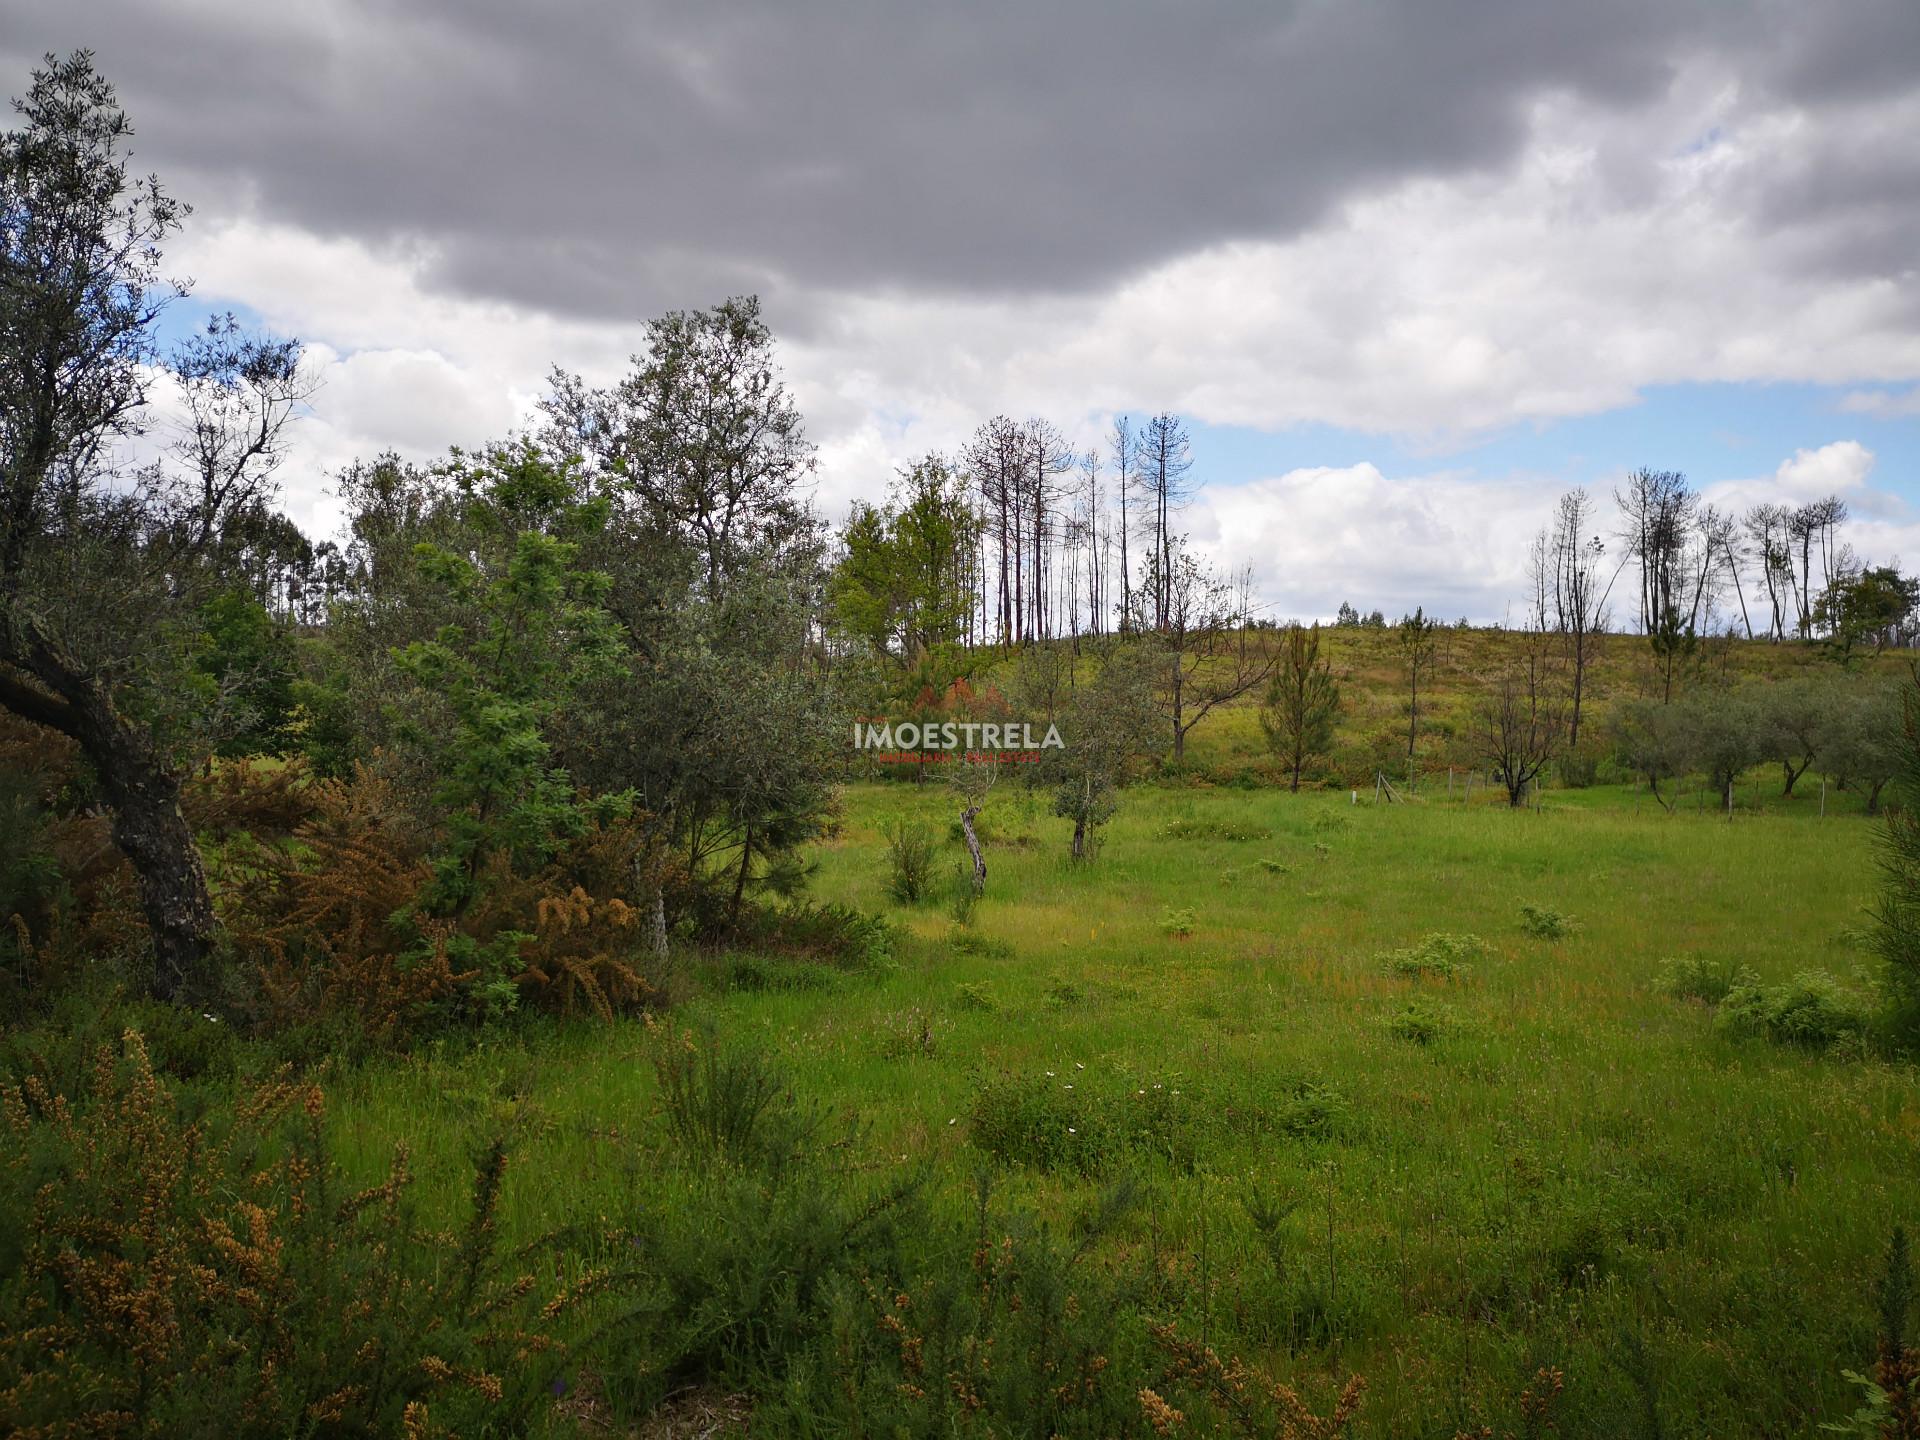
[950,928,1013,960]
[1386,999,1454,1045]
[603,1117,920,1421]
[1380,932,1485,979]
[1558,748,1600,788]
[947,862,980,925]
[653,1031,817,1172]
[1272,1079,1348,1139]
[1715,970,1875,1052]
[0,1031,596,1437]
[742,900,893,971]
[969,1073,1111,1176]
[884,819,938,904]
[1159,907,1198,938]
[953,981,998,1013]
[1656,956,1752,1006]
[782,1176,1151,1438]
[1519,903,1576,940]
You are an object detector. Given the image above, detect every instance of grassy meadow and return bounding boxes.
[319,763,1912,1436]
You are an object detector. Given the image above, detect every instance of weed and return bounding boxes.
[1048,977,1087,1008]
[884,819,938,904]
[1715,970,1875,1053]
[1519,903,1576,940]
[950,928,1013,960]
[953,981,998,1013]
[1160,907,1198,938]
[1656,955,1752,1006]
[653,1032,816,1170]
[1380,932,1485,980]
[1386,999,1455,1045]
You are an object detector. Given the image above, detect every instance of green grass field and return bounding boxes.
[325,771,1913,1436]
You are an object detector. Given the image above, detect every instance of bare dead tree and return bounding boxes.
[1538,488,1610,749]
[1147,537,1276,765]
[1023,417,1075,643]
[1474,631,1568,806]
[1110,414,1134,632]
[1134,412,1194,632]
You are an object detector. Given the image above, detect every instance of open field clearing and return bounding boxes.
[300,780,1913,1436]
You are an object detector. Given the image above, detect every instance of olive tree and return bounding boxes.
[0,53,307,997]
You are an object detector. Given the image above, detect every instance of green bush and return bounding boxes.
[1380,932,1485,979]
[1159,906,1197,938]
[603,1144,920,1420]
[773,1177,1152,1438]
[1519,903,1576,940]
[746,901,893,970]
[884,819,938,904]
[653,1032,817,1171]
[1656,955,1752,1006]
[1714,970,1875,1052]
[1386,999,1455,1045]
[969,1072,1112,1175]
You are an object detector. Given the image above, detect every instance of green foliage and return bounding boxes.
[1159,905,1197,938]
[391,444,634,927]
[828,455,978,660]
[1877,678,1920,1043]
[1379,932,1485,979]
[739,900,893,970]
[196,591,299,757]
[1386,998,1456,1045]
[1042,645,1163,860]
[883,818,938,903]
[653,1031,817,1172]
[1714,970,1875,1052]
[1816,566,1920,664]
[1656,955,1752,1006]
[791,1176,1151,1438]
[1519,903,1576,940]
[1261,623,1341,791]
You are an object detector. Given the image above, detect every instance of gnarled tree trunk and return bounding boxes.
[959,804,986,894]
[0,612,216,1000]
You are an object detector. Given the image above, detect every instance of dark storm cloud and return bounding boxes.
[3,0,1915,325]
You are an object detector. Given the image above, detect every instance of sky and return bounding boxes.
[5,1,1918,622]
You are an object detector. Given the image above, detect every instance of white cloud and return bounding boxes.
[142,64,1920,624]
[1839,386,1920,418]
[1183,462,1549,624]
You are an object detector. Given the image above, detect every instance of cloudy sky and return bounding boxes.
[7,1,1919,621]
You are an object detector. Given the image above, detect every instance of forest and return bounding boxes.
[7,50,1920,1440]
